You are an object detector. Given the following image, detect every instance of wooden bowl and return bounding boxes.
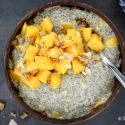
[4,0,125,124]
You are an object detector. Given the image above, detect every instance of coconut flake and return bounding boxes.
[65,64,72,69]
[59,56,64,60]
[62,53,74,62]
[8,119,18,125]
[85,67,91,75]
[83,52,92,59]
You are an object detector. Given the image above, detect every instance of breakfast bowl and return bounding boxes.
[4,0,125,124]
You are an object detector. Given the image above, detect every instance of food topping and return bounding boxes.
[10,17,106,90]
[105,36,118,48]
[8,119,18,125]
[87,34,104,52]
[40,17,53,33]
[20,111,28,119]
[10,112,17,118]
[0,101,5,111]
[52,111,61,118]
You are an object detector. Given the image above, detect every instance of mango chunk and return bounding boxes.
[81,27,92,41]
[94,99,105,108]
[99,18,107,26]
[66,42,84,57]
[35,34,41,45]
[21,22,28,35]
[41,33,58,48]
[67,29,82,43]
[24,61,38,73]
[40,17,53,33]
[10,70,41,90]
[54,38,61,47]
[52,111,60,118]
[50,73,62,89]
[10,70,30,86]
[28,76,41,90]
[25,25,39,42]
[87,34,104,52]
[53,59,70,74]
[35,56,53,70]
[15,45,26,52]
[63,29,82,47]
[63,36,75,47]
[16,34,22,40]
[23,45,37,62]
[72,58,85,74]
[47,47,63,58]
[37,47,48,56]
[105,36,118,48]
[60,22,73,30]
[36,70,52,83]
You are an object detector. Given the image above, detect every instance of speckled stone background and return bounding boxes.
[0,0,125,125]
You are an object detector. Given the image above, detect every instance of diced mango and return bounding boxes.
[10,70,22,81]
[35,34,41,45]
[54,38,61,47]
[60,22,73,30]
[63,29,82,47]
[41,33,58,48]
[67,29,82,43]
[93,55,101,62]
[24,61,38,73]
[40,17,53,33]
[52,111,60,118]
[36,70,52,83]
[15,45,26,52]
[13,20,108,90]
[94,99,105,108]
[99,18,107,26]
[27,76,41,90]
[50,73,62,89]
[16,34,22,39]
[47,47,63,58]
[72,58,85,74]
[10,70,30,86]
[66,42,84,57]
[81,27,92,41]
[10,70,41,90]
[105,36,118,48]
[23,45,37,62]
[53,59,70,74]
[21,22,28,35]
[25,25,39,42]
[37,48,48,56]
[35,56,53,70]
[87,34,104,52]
[63,36,75,47]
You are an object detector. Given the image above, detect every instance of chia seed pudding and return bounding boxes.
[9,6,120,119]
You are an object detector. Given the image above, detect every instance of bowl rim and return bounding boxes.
[4,0,125,124]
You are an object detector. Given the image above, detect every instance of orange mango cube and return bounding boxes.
[87,34,104,52]
[25,25,39,42]
[23,45,37,62]
[50,73,62,89]
[35,56,53,70]
[72,58,85,74]
[40,17,53,33]
[36,70,52,83]
[66,42,84,57]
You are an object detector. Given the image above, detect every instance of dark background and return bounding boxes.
[0,0,125,125]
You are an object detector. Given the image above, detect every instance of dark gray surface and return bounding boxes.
[0,0,125,125]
